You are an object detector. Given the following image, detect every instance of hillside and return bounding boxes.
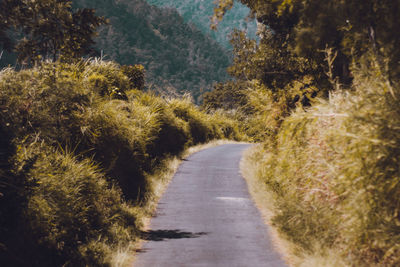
[86,0,232,100]
[1,0,232,101]
[145,0,258,49]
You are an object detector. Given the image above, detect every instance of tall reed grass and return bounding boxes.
[250,58,400,266]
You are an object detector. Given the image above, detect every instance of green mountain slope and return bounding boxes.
[145,0,257,49]
[1,0,232,100]
[77,0,232,100]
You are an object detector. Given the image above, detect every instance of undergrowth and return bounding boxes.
[0,60,242,266]
[250,58,400,266]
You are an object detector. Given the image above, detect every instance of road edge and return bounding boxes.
[239,144,294,266]
[129,140,249,267]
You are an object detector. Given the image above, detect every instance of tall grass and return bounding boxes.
[249,58,400,266]
[0,60,242,266]
[221,78,320,142]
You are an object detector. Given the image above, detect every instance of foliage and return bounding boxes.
[206,0,400,143]
[74,0,231,102]
[251,58,400,266]
[11,143,139,266]
[1,0,232,101]
[0,59,242,266]
[208,1,400,265]
[203,75,319,141]
[0,0,106,64]
[227,29,319,92]
[202,80,249,111]
[146,0,257,49]
[169,96,241,144]
[0,1,15,51]
[121,64,145,90]
[203,21,320,125]
[214,0,400,85]
[84,60,131,99]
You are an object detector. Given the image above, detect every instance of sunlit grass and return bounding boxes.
[0,60,243,266]
[243,57,400,266]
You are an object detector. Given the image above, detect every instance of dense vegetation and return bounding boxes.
[205,0,400,266]
[145,0,257,49]
[0,60,241,266]
[3,0,400,266]
[254,62,400,266]
[0,0,106,64]
[0,0,232,102]
[0,2,242,265]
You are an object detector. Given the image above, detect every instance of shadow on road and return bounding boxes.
[140,229,207,242]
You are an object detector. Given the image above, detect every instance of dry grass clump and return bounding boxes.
[250,59,400,266]
[0,60,242,266]
[14,143,140,266]
[225,77,319,142]
[168,96,242,144]
[240,82,285,141]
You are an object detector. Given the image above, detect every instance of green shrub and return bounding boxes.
[208,110,242,141]
[203,77,320,142]
[253,58,400,265]
[10,142,139,266]
[120,64,145,90]
[202,81,249,111]
[84,60,130,99]
[169,97,216,144]
[168,96,242,144]
[0,59,242,266]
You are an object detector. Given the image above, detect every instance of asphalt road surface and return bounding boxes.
[134,144,287,267]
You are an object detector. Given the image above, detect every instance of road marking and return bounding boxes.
[216,197,249,203]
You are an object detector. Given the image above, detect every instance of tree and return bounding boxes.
[202,80,249,111]
[214,0,400,86]
[0,0,21,51]
[227,29,317,92]
[0,0,107,64]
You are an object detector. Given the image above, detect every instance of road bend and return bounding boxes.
[133,144,287,267]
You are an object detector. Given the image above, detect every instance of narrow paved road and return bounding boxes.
[134,144,287,267]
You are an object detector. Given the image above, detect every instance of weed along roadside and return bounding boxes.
[0,60,244,267]
[204,1,400,265]
[238,62,400,266]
